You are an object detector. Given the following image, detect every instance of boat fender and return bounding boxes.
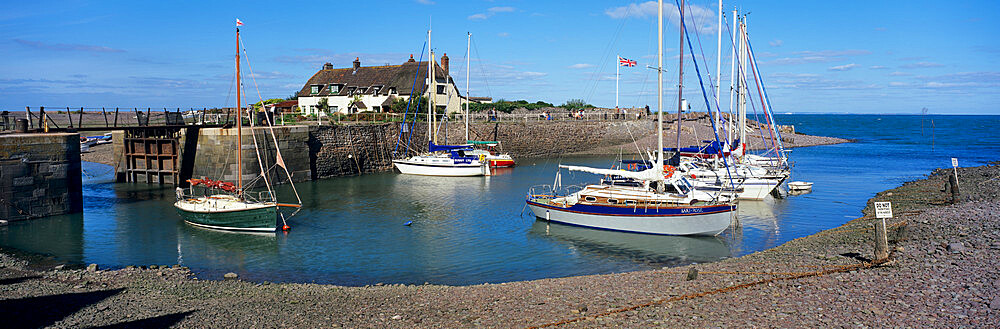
[403,221,413,226]
[478,154,487,163]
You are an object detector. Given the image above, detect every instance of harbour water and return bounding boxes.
[1,114,997,286]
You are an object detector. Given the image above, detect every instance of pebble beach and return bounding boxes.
[2,162,997,328]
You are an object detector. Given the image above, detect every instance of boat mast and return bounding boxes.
[236,25,243,195]
[715,0,722,138]
[739,16,747,160]
[675,0,685,150]
[427,28,433,145]
[728,8,737,148]
[656,0,663,178]
[466,32,470,143]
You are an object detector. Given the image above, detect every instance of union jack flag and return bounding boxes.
[618,56,636,67]
[236,19,244,27]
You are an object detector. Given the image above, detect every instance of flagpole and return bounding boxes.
[616,55,620,110]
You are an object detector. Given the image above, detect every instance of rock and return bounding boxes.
[87,263,98,272]
[224,272,239,280]
[54,264,66,270]
[149,265,158,269]
[946,243,966,253]
[686,267,699,281]
[391,315,402,320]
[990,298,1000,310]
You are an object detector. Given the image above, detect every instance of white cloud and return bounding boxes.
[769,39,783,47]
[568,63,595,69]
[468,6,516,20]
[416,0,435,5]
[900,61,944,69]
[869,65,887,69]
[889,71,909,76]
[768,49,871,65]
[829,63,859,71]
[497,32,510,37]
[605,2,718,34]
[489,7,515,13]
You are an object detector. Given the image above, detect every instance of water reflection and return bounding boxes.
[528,221,731,266]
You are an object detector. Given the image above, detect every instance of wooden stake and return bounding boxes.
[875,218,889,260]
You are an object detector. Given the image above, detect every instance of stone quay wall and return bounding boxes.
[111,120,661,185]
[0,133,82,221]
[188,126,312,188]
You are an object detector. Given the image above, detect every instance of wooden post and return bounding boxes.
[78,107,84,128]
[875,217,889,260]
[949,173,961,204]
[102,107,109,127]
[66,107,73,128]
[25,106,32,129]
[38,107,46,129]
[114,107,119,127]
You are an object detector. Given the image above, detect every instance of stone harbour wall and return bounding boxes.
[0,133,82,221]
[187,126,311,189]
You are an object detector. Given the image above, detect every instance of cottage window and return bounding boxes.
[329,84,340,94]
[437,85,446,95]
[388,87,396,94]
[347,87,357,95]
[310,85,320,95]
[371,86,382,94]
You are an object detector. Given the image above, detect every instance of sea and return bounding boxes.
[1,114,997,286]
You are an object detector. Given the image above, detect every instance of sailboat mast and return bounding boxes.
[715,0,722,136]
[676,0,685,150]
[236,26,243,194]
[728,8,737,148]
[656,0,663,172]
[466,32,470,143]
[427,29,432,144]
[739,17,747,158]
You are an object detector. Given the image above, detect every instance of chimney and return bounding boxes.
[353,57,361,70]
[440,53,449,75]
[407,54,415,63]
[323,62,333,70]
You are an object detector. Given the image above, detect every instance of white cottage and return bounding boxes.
[296,55,465,115]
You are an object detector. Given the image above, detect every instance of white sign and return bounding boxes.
[951,158,958,168]
[874,202,893,219]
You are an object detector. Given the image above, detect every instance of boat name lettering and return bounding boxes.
[681,208,704,214]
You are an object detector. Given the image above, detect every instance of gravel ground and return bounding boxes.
[3,164,995,328]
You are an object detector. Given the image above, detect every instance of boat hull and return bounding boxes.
[526,199,734,236]
[393,159,488,176]
[490,159,516,168]
[175,202,277,232]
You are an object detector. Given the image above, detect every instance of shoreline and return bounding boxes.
[2,163,996,327]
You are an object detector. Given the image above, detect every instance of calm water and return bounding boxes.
[1,114,997,286]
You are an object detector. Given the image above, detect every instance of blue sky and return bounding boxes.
[2,0,998,114]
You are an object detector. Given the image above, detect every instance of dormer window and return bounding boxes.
[310,85,320,95]
[388,87,396,94]
[357,87,367,94]
[437,85,446,95]
[347,86,357,95]
[328,84,341,94]
[371,85,382,94]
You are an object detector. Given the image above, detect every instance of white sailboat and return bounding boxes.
[525,0,736,236]
[393,28,491,177]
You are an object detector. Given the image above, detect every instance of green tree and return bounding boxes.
[317,97,329,115]
[560,99,590,111]
[252,98,286,111]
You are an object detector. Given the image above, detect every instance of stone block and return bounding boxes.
[13,176,33,186]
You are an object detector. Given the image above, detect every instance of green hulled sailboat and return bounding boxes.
[174,19,301,233]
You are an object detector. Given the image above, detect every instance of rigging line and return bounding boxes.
[405,46,429,155]
[685,0,723,115]
[746,38,784,154]
[679,6,736,187]
[583,3,633,105]
[394,42,426,156]
[241,35,301,203]
[470,37,493,99]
